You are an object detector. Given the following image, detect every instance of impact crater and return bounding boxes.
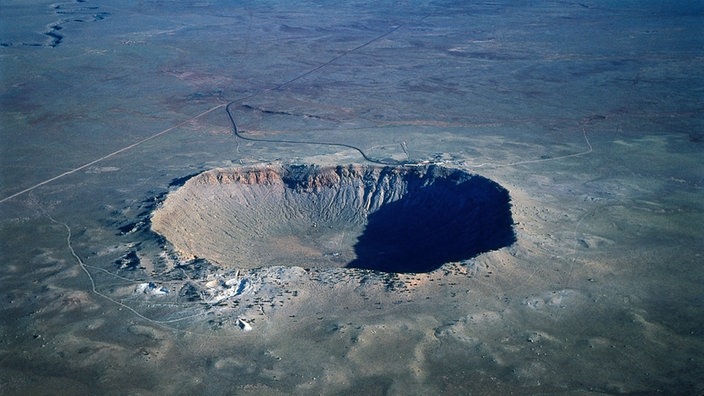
[151,164,515,273]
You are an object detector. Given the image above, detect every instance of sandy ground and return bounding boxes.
[1,1,703,395]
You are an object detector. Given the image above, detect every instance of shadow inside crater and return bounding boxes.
[346,174,515,274]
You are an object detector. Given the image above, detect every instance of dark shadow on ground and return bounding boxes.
[347,174,515,273]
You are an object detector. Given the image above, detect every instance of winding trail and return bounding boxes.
[224,23,419,166]
[49,215,205,324]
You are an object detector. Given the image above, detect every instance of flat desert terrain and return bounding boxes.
[1,1,702,394]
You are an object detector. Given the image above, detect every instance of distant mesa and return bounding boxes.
[151,164,515,274]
